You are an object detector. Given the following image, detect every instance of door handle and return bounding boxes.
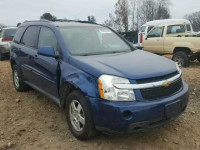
[34,55,39,60]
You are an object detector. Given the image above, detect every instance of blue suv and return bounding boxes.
[10,20,189,140]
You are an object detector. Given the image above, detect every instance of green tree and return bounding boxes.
[40,13,57,21]
[87,16,96,23]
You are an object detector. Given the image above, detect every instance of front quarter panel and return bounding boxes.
[60,61,99,98]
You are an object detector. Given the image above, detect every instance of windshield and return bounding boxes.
[59,26,132,56]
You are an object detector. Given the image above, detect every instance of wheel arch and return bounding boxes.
[173,47,192,55]
[60,73,98,109]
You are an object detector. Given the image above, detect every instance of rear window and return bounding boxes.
[13,26,26,43]
[167,25,185,34]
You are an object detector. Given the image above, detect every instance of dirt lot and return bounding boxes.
[0,60,200,150]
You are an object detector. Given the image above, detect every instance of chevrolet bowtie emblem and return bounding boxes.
[163,81,171,87]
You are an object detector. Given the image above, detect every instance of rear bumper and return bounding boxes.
[0,45,10,54]
[87,83,189,134]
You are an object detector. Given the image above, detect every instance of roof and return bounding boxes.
[23,19,99,27]
[2,27,17,30]
[142,19,191,26]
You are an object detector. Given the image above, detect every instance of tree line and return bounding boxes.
[104,0,171,32]
[40,13,97,23]
[185,11,200,32]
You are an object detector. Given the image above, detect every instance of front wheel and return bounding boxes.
[65,90,96,140]
[172,51,190,67]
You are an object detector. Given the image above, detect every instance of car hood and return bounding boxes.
[69,50,177,80]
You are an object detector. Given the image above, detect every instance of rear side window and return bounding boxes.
[167,25,185,34]
[38,27,57,51]
[186,24,191,32]
[21,26,40,49]
[14,26,26,43]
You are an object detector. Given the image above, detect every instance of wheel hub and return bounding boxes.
[69,100,85,132]
[14,70,20,88]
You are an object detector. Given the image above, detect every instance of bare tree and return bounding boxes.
[156,0,170,19]
[104,0,171,31]
[104,0,129,32]
[185,11,200,32]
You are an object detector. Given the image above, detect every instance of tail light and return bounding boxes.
[2,37,13,42]
[140,34,143,43]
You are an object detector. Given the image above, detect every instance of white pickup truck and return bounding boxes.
[142,23,200,67]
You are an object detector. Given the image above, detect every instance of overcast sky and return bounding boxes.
[0,0,200,26]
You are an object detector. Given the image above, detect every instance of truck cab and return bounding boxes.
[138,19,194,47]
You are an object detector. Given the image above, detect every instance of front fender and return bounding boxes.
[60,62,99,98]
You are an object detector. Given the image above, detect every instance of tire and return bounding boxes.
[12,65,29,92]
[172,51,190,67]
[65,90,96,140]
[197,55,200,62]
[0,53,4,61]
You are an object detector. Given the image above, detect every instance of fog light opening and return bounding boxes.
[122,110,132,120]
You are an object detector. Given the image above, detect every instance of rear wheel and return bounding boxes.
[0,53,4,61]
[65,90,96,140]
[172,51,190,67]
[12,65,29,92]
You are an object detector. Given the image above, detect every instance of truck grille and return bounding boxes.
[140,78,183,100]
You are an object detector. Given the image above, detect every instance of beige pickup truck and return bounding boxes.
[142,23,200,67]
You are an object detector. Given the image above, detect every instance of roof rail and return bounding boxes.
[23,19,50,23]
[52,19,97,24]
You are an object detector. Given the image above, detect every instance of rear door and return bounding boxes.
[19,26,41,81]
[143,26,164,54]
[33,26,59,98]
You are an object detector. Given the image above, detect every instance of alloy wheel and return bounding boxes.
[69,100,85,132]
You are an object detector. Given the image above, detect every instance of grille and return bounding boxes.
[137,71,179,84]
[141,78,183,100]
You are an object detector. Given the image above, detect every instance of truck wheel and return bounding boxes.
[12,65,29,92]
[172,52,190,67]
[197,56,200,62]
[65,90,96,140]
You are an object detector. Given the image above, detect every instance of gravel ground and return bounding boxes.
[0,60,200,150]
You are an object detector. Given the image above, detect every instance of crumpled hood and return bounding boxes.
[69,50,177,80]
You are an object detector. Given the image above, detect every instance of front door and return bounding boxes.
[33,26,59,98]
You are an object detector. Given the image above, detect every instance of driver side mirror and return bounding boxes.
[38,46,58,58]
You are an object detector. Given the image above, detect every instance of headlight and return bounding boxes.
[98,75,136,101]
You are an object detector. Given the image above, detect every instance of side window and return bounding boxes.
[147,27,163,38]
[167,25,185,34]
[38,27,57,51]
[21,26,40,49]
[186,24,191,32]
[13,26,26,43]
